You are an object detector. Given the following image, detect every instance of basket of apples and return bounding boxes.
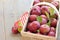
[21,2,59,40]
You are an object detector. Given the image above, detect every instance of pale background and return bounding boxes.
[0,0,60,40]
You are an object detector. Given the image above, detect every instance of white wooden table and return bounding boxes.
[0,0,60,40]
[0,0,33,40]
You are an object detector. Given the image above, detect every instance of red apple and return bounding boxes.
[29,15,37,22]
[50,27,56,32]
[14,20,22,33]
[33,0,40,5]
[39,24,50,34]
[48,31,55,37]
[51,1,59,9]
[30,6,41,16]
[14,20,20,27]
[12,27,18,34]
[41,6,49,15]
[50,18,57,27]
[40,15,48,20]
[54,13,58,19]
[27,21,40,32]
[40,18,47,25]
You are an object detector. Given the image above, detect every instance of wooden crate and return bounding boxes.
[21,32,56,40]
[21,2,59,40]
[40,0,54,3]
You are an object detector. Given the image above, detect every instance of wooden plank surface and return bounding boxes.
[4,0,20,40]
[3,0,33,40]
[0,0,5,40]
[0,0,59,40]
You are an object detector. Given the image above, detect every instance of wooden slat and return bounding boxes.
[4,0,21,40]
[3,0,60,40]
[3,0,33,40]
[0,0,5,40]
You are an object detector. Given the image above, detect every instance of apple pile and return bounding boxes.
[25,5,58,37]
[12,20,22,34]
[33,0,59,10]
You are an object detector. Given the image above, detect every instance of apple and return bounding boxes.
[39,24,50,34]
[33,0,40,5]
[12,27,18,34]
[41,6,49,15]
[50,18,57,27]
[50,27,56,32]
[27,21,40,32]
[51,1,59,9]
[14,20,22,33]
[40,18,47,25]
[29,15,37,22]
[48,31,55,37]
[30,6,41,16]
[40,15,48,20]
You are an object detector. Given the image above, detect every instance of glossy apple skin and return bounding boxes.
[54,13,58,19]
[33,0,40,5]
[48,31,55,37]
[29,15,37,22]
[41,6,49,14]
[50,18,57,27]
[39,24,50,34]
[27,21,40,32]
[51,1,59,9]
[30,6,41,16]
[50,27,56,32]
[40,18,47,25]
[40,15,48,20]
[14,20,20,27]
[41,6,49,15]
[12,27,18,34]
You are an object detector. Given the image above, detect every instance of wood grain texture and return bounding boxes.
[0,0,59,40]
[0,0,5,40]
[3,0,33,40]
